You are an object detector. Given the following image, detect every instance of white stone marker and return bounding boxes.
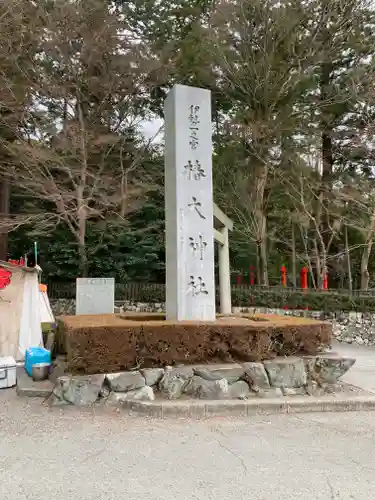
[164,84,215,321]
[76,278,115,315]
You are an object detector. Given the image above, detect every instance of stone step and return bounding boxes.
[16,366,53,398]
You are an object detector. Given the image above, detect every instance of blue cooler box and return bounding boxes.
[25,347,51,377]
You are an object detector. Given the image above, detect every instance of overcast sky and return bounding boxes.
[140,117,163,144]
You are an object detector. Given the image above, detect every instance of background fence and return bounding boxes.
[47,281,375,312]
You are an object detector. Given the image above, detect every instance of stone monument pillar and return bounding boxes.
[164,84,215,321]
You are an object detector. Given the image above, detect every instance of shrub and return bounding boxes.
[50,280,375,312]
[229,287,375,312]
[119,284,375,312]
[58,313,331,374]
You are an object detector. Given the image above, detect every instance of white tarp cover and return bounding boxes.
[0,261,43,360]
[39,288,55,324]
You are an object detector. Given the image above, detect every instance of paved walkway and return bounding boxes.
[335,341,375,393]
[1,389,375,500]
[0,342,374,499]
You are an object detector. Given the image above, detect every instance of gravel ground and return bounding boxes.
[1,389,375,500]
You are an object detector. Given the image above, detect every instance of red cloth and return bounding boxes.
[0,267,12,290]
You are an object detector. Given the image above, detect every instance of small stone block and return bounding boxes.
[193,368,223,381]
[107,386,155,404]
[242,362,270,388]
[263,358,307,388]
[159,368,190,399]
[54,374,105,406]
[210,366,245,384]
[229,380,252,399]
[105,371,145,392]
[193,363,244,384]
[184,376,229,399]
[311,356,356,384]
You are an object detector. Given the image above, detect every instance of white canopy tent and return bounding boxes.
[0,261,44,360]
[39,283,55,325]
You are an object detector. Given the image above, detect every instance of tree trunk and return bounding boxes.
[0,178,10,261]
[253,157,269,286]
[360,254,370,290]
[258,237,268,286]
[258,212,268,286]
[78,238,88,277]
[360,211,375,291]
[76,100,89,277]
[255,247,261,285]
[77,211,88,277]
[299,224,317,289]
[344,224,352,292]
[320,62,334,283]
[313,238,322,290]
[361,243,372,290]
[256,242,268,286]
[291,221,297,289]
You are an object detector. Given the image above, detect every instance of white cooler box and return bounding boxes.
[0,356,16,389]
